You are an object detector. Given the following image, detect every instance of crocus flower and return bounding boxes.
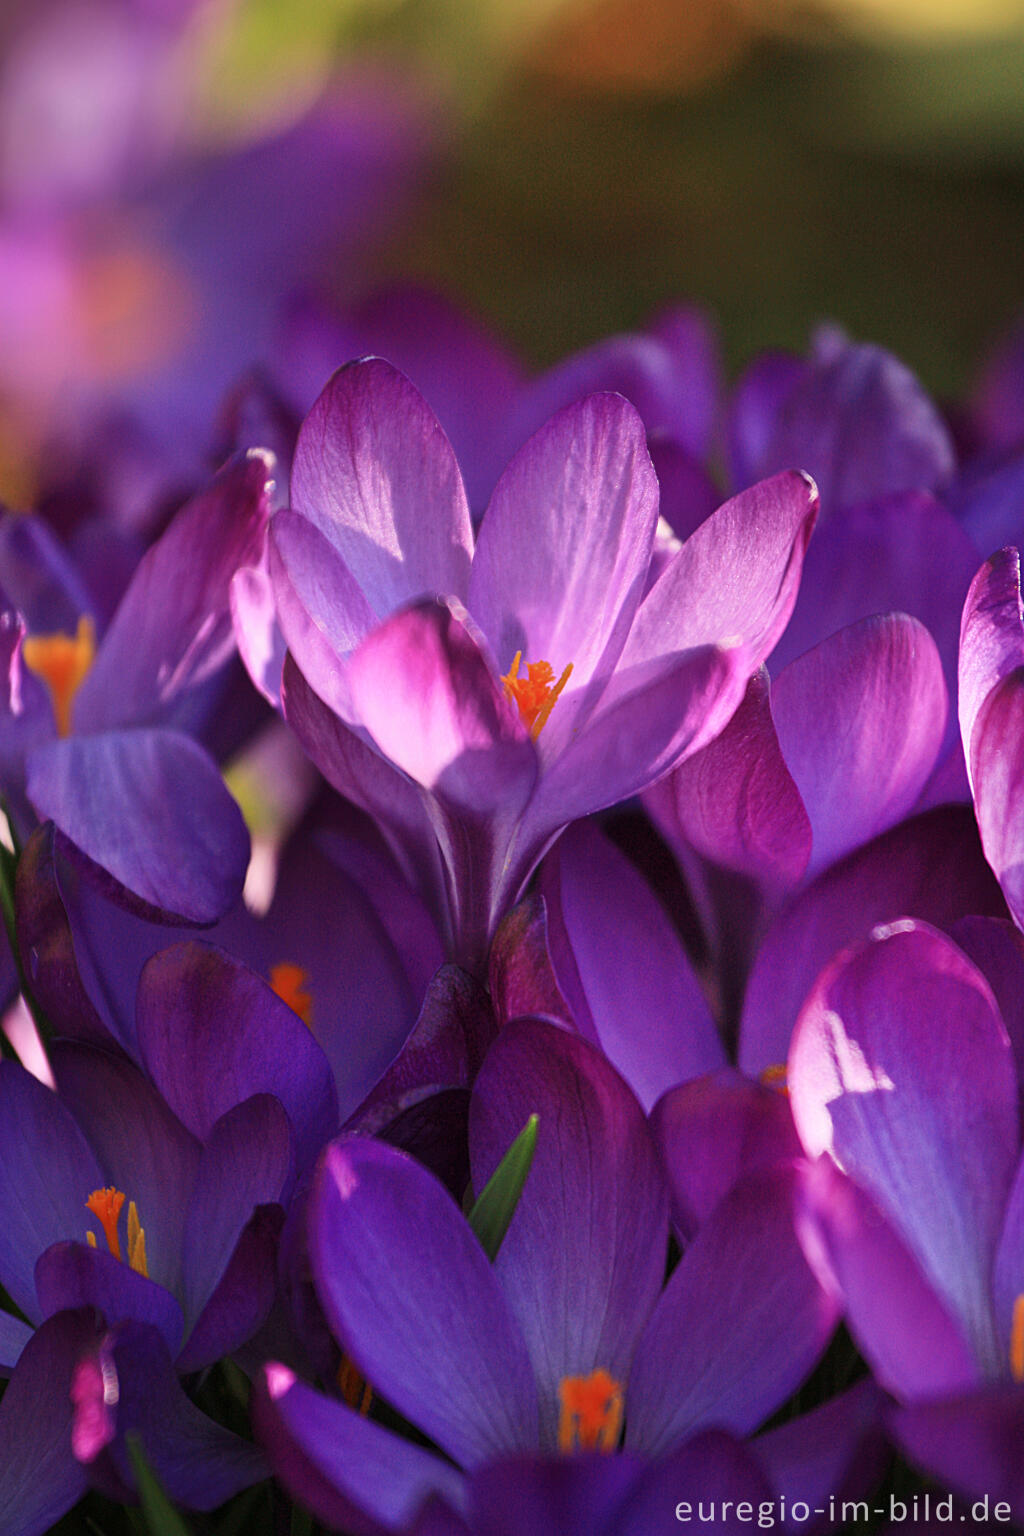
[0,1308,264,1536]
[253,356,817,968]
[0,448,270,921]
[0,1043,301,1376]
[788,919,1024,1518]
[14,802,440,1124]
[255,1020,837,1533]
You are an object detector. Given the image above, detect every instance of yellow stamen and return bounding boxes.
[557,1368,624,1453]
[501,651,574,741]
[337,1355,373,1416]
[86,1187,125,1261]
[759,1063,790,1096]
[269,962,313,1029]
[22,615,96,737]
[126,1200,148,1278]
[1010,1295,1024,1383]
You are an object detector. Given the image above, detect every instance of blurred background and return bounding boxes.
[2,0,1024,509]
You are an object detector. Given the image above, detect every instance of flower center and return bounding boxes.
[557,1368,624,1453]
[759,1064,789,1096]
[269,962,313,1029]
[85,1186,148,1277]
[1011,1294,1024,1383]
[501,651,573,741]
[22,615,96,737]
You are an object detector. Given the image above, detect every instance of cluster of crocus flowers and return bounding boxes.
[4,283,1024,1536]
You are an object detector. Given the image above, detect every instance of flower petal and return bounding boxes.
[755,330,954,512]
[309,1135,538,1467]
[892,1385,1024,1521]
[0,1061,103,1321]
[772,613,947,877]
[788,920,1017,1374]
[26,728,250,924]
[626,1166,837,1456]
[268,509,377,710]
[34,1243,184,1358]
[769,490,980,696]
[619,470,818,674]
[254,1362,466,1536]
[644,667,811,897]
[346,599,536,815]
[797,1158,979,1401]
[137,940,336,1175]
[471,393,659,756]
[73,450,273,732]
[522,641,750,852]
[470,1020,668,1449]
[540,822,724,1108]
[290,357,474,616]
[0,1309,93,1536]
[958,547,1024,792]
[180,1096,291,1348]
[739,805,1006,1074]
[650,1069,802,1242]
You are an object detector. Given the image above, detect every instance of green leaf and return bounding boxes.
[125,1434,192,1536]
[467,1113,538,1262]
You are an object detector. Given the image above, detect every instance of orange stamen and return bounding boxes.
[86,1187,125,1262]
[759,1063,790,1096]
[1011,1295,1024,1383]
[501,651,574,741]
[337,1355,373,1416]
[269,962,313,1029]
[22,615,96,737]
[557,1368,624,1453]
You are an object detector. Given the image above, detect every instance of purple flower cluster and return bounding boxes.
[5,159,1024,1531]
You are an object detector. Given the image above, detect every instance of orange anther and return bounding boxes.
[86,1187,125,1261]
[22,615,96,737]
[269,962,313,1029]
[759,1063,790,1096]
[501,651,574,741]
[557,1368,624,1453]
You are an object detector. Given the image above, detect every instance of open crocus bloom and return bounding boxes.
[247,357,818,967]
[255,1021,837,1533]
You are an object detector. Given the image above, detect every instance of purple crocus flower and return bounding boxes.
[0,448,271,921]
[0,1308,264,1536]
[253,356,817,968]
[15,800,440,1126]
[0,1040,304,1376]
[254,1019,837,1533]
[787,918,1024,1517]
